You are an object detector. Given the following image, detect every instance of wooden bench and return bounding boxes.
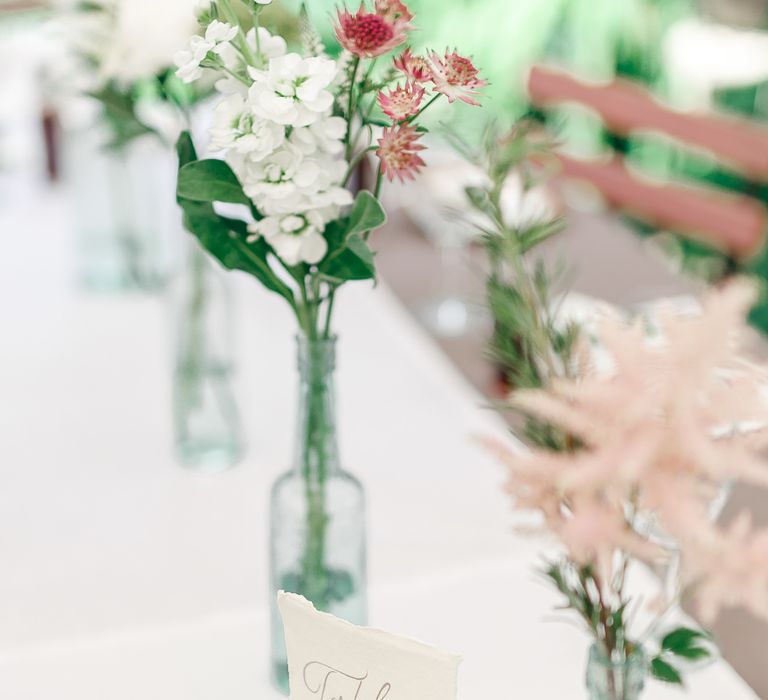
[527,65,768,260]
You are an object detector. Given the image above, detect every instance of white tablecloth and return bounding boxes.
[0,177,759,700]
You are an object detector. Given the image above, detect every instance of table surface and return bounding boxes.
[0,176,759,700]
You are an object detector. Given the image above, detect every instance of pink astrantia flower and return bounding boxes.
[428,50,487,105]
[376,124,426,182]
[393,48,432,83]
[334,3,411,58]
[377,82,425,121]
[374,0,413,23]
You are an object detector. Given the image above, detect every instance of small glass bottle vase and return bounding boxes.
[270,336,367,693]
[172,243,243,471]
[64,127,177,293]
[586,644,647,700]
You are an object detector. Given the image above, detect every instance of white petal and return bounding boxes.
[300,232,328,265]
[294,160,321,188]
[304,90,334,113]
[272,233,303,266]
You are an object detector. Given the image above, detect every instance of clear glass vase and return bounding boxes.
[269,336,367,693]
[172,242,243,471]
[586,644,647,700]
[63,126,178,292]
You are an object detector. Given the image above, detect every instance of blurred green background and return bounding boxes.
[274,0,768,328]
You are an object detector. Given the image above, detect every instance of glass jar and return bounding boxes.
[63,126,178,292]
[172,242,242,470]
[586,643,647,700]
[269,336,367,693]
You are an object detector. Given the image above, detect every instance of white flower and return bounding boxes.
[92,0,201,86]
[289,116,347,156]
[246,26,287,63]
[194,0,212,16]
[248,211,328,266]
[500,171,556,230]
[209,93,285,159]
[174,20,238,83]
[211,27,285,94]
[206,19,239,43]
[234,145,304,204]
[174,36,211,82]
[248,53,337,127]
[231,143,352,218]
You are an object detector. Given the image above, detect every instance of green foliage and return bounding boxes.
[177,159,253,206]
[651,657,683,685]
[318,191,386,282]
[661,627,711,658]
[345,190,387,238]
[461,121,578,448]
[280,566,355,608]
[647,627,713,686]
[88,83,156,150]
[175,133,296,307]
[175,133,387,330]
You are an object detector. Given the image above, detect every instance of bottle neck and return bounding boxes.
[292,335,340,478]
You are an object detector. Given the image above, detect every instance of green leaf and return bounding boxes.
[317,191,383,282]
[671,646,712,661]
[327,568,355,603]
[518,218,566,254]
[346,190,386,238]
[365,117,392,128]
[651,657,683,685]
[181,201,295,305]
[322,234,376,281]
[89,83,156,150]
[177,159,252,206]
[176,131,198,171]
[174,134,296,307]
[661,628,709,654]
[465,185,492,215]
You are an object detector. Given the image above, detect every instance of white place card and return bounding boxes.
[278,592,462,700]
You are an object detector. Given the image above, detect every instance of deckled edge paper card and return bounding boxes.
[278,591,462,700]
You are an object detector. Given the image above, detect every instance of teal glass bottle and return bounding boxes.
[269,336,367,693]
[586,643,647,700]
[172,242,243,471]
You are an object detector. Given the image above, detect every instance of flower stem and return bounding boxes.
[219,0,258,68]
[323,289,336,339]
[342,145,378,187]
[373,163,384,199]
[406,93,441,123]
[300,343,331,607]
[344,56,362,162]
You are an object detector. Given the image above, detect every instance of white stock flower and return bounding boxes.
[247,26,287,62]
[289,116,347,156]
[231,139,352,217]
[94,0,201,86]
[211,27,286,94]
[206,19,239,43]
[248,54,337,127]
[235,146,304,204]
[174,20,238,83]
[247,211,328,266]
[209,93,285,158]
[194,0,212,16]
